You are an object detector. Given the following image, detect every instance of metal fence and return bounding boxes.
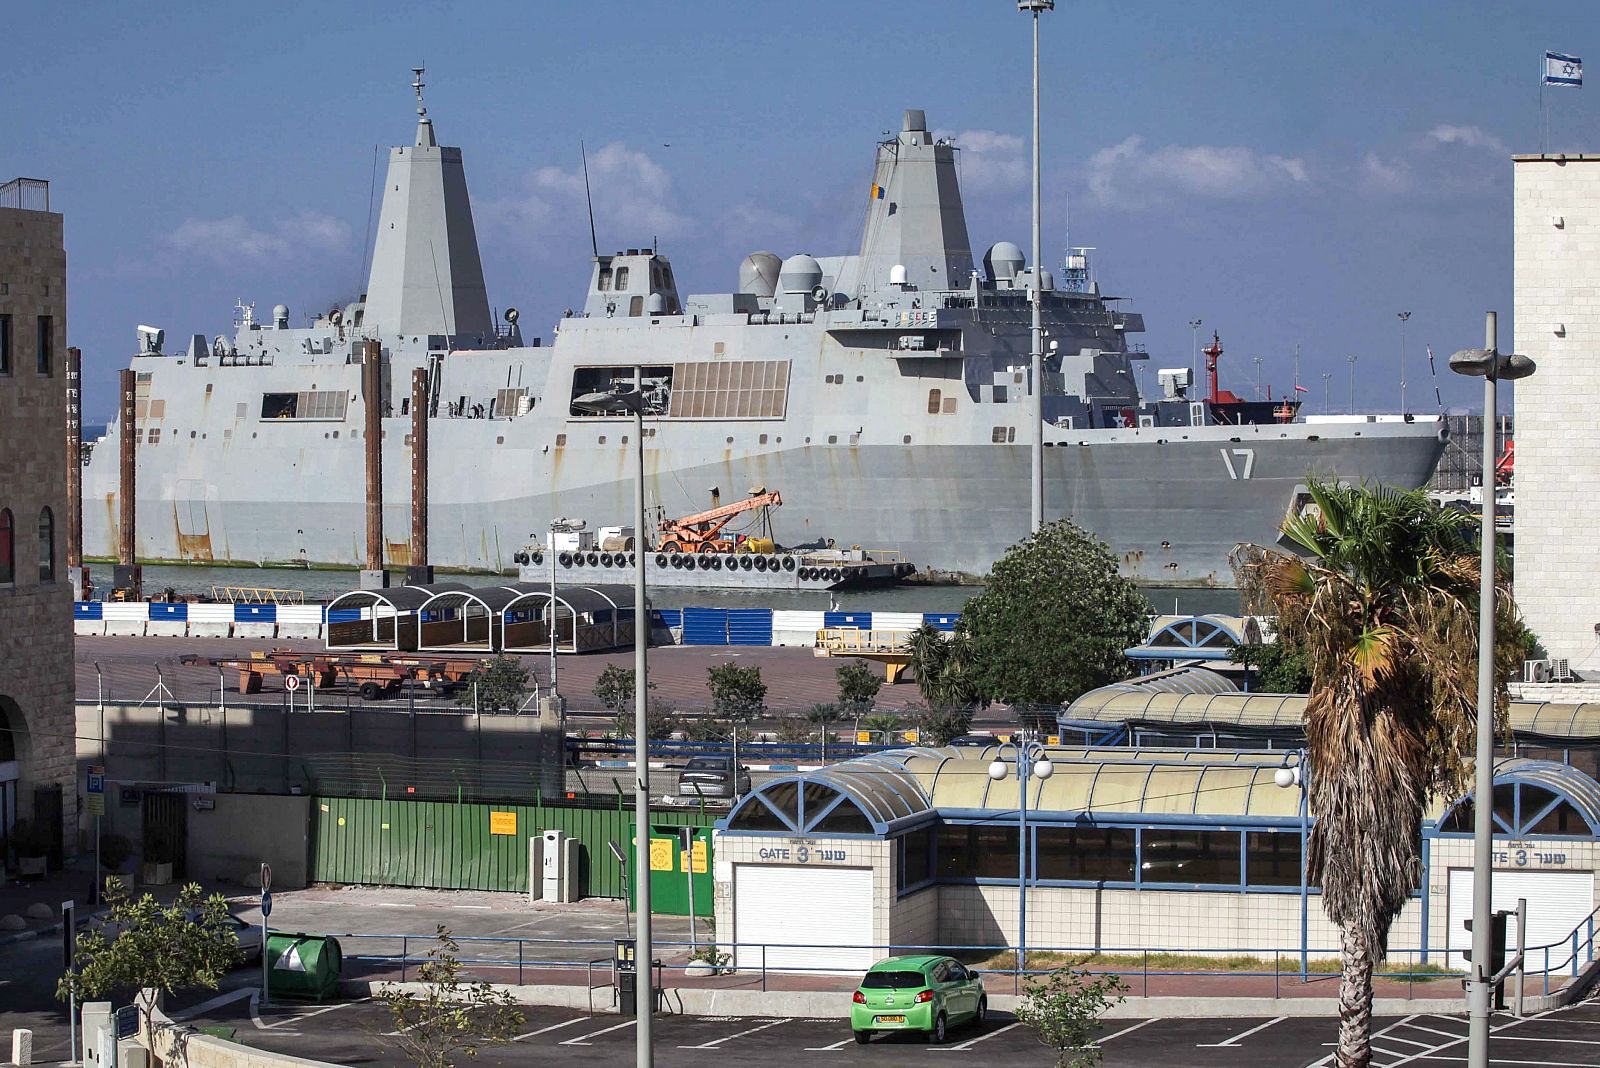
[0,177,49,211]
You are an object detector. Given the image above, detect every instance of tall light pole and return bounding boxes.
[1450,312,1534,1068]
[1021,0,1053,533]
[1398,311,1412,414]
[1347,354,1358,414]
[987,736,1054,975]
[572,378,655,1067]
[1253,357,1264,400]
[1321,372,1332,415]
[1189,319,1203,396]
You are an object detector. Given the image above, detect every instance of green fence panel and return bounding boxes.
[310,796,715,898]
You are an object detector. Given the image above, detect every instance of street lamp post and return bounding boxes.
[1398,311,1412,414]
[1020,0,1053,534]
[1450,311,1535,1068]
[1347,354,1358,414]
[987,737,1055,975]
[1321,372,1332,415]
[1253,357,1264,400]
[1273,752,1310,978]
[572,378,655,1067]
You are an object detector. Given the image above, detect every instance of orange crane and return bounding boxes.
[657,488,783,553]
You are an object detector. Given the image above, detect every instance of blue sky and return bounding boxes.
[5,0,1594,421]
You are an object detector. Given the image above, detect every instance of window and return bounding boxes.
[36,315,52,376]
[994,385,1008,403]
[598,267,612,291]
[1140,829,1242,885]
[942,396,957,414]
[1245,831,1301,887]
[937,825,1019,879]
[614,266,630,289]
[1036,826,1136,882]
[37,508,54,582]
[991,427,1007,443]
[259,390,348,421]
[927,388,942,414]
[0,509,12,583]
[897,826,936,891]
[0,314,10,374]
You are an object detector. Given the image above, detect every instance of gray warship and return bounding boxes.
[80,83,1446,587]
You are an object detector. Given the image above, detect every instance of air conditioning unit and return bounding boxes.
[1550,659,1574,683]
[1523,659,1553,684]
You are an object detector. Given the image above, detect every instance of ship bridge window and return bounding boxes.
[614,266,630,289]
[598,267,612,291]
[629,296,644,317]
[927,388,941,414]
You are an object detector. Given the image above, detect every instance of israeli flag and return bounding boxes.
[1544,51,1583,88]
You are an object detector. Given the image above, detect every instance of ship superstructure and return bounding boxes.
[81,91,1445,586]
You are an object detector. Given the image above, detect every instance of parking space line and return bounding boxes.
[1497,1034,1600,1045]
[1374,1035,1433,1048]
[1307,1016,1418,1066]
[931,1021,1022,1051]
[513,1018,587,1042]
[803,1038,856,1051]
[1097,1019,1156,1045]
[559,1020,636,1045]
[678,1018,789,1048]
[173,988,254,1020]
[1197,1015,1286,1047]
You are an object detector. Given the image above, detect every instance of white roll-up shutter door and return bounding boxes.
[733,865,874,974]
[1446,867,1594,970]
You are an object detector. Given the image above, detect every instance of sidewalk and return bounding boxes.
[0,860,233,945]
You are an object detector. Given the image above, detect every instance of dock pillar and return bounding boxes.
[115,366,140,599]
[407,367,433,586]
[65,346,87,599]
[361,339,388,590]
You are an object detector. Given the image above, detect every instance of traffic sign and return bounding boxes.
[61,900,75,968]
[260,862,272,892]
[86,765,106,817]
[261,891,273,919]
[284,674,300,692]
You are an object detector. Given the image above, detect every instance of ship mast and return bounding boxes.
[1022,0,1053,533]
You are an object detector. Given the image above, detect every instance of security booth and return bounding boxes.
[416,585,525,653]
[499,584,636,654]
[325,583,469,652]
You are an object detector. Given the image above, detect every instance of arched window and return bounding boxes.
[0,510,12,584]
[37,507,54,583]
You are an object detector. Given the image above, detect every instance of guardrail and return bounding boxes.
[322,932,1527,1000]
[1521,901,1600,997]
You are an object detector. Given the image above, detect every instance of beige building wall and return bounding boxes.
[0,187,75,856]
[1513,154,1600,668]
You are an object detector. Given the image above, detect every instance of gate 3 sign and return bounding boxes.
[756,841,850,864]
[1492,841,1573,868]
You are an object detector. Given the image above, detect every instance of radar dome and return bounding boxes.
[889,264,908,286]
[778,254,823,295]
[983,242,1025,281]
[738,251,782,298]
[272,304,290,329]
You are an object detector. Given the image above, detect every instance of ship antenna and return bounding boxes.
[412,66,427,119]
[581,140,599,258]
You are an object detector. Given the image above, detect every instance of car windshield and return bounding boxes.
[685,758,727,770]
[861,970,927,989]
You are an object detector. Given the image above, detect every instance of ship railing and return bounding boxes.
[210,585,306,605]
[0,177,49,211]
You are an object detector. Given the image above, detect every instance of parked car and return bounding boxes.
[850,954,987,1044]
[676,756,752,800]
[183,909,263,964]
[948,734,996,748]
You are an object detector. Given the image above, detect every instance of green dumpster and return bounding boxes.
[265,931,343,1001]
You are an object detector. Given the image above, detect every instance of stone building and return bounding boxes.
[1514,154,1600,671]
[0,177,75,866]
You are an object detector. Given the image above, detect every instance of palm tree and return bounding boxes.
[904,623,949,703]
[1234,481,1524,1067]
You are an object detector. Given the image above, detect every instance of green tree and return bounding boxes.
[455,654,530,712]
[960,520,1150,711]
[612,698,681,741]
[58,878,242,1027]
[1234,481,1527,1065]
[707,662,767,719]
[772,714,815,745]
[1229,637,1314,693]
[835,660,882,714]
[861,710,904,743]
[906,703,973,746]
[905,623,953,704]
[1015,962,1128,1068]
[376,926,525,1068]
[594,664,657,715]
[806,702,843,761]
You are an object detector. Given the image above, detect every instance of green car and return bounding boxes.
[850,955,987,1044]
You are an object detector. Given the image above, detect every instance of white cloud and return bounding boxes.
[491,142,688,241]
[1358,152,1413,193]
[163,211,349,263]
[1086,136,1310,208]
[1426,124,1507,155]
[936,128,1027,192]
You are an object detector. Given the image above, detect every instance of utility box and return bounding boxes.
[541,829,579,902]
[115,1040,147,1068]
[80,1003,112,1068]
[527,835,545,903]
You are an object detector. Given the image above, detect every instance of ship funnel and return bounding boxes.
[903,109,927,132]
[739,251,782,297]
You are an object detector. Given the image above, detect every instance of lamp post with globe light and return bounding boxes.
[1450,312,1535,1068]
[1273,752,1310,977]
[987,736,1055,976]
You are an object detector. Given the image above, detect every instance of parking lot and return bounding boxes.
[153,996,1600,1068]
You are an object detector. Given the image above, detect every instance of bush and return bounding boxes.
[835,661,882,713]
[594,664,656,715]
[1016,961,1128,1068]
[455,654,531,712]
